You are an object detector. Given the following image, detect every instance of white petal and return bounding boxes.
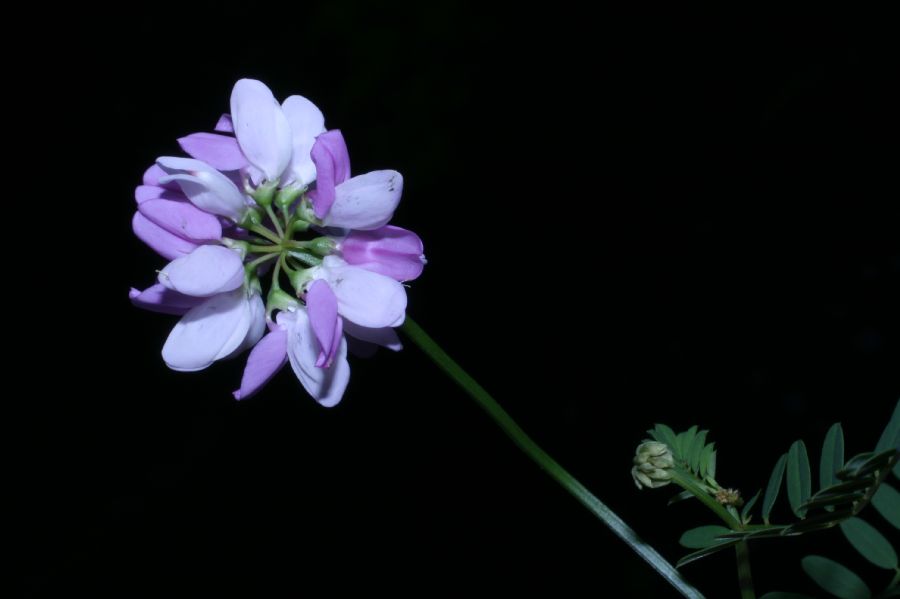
[221,291,266,359]
[343,320,403,351]
[230,79,292,182]
[315,256,407,329]
[162,289,252,372]
[157,156,248,221]
[282,95,326,186]
[324,170,403,230]
[285,310,350,407]
[158,245,245,297]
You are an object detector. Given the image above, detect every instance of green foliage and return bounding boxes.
[763,453,787,524]
[820,423,844,490]
[647,423,717,483]
[678,525,732,549]
[839,517,897,570]
[875,399,900,454]
[801,555,871,599]
[675,539,741,568]
[641,399,900,599]
[871,483,900,529]
[762,399,900,599]
[740,490,760,524]
[787,440,812,518]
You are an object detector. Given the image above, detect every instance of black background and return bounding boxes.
[17,2,899,597]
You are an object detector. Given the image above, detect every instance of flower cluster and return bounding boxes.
[130,79,426,406]
[631,442,675,489]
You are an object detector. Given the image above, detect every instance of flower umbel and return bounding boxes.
[130,78,426,406]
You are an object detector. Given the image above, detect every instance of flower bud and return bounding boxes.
[632,442,674,490]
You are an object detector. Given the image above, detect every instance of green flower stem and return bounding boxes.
[400,316,705,599]
[669,471,755,599]
[245,253,278,271]
[265,204,285,239]
[248,244,284,254]
[248,224,281,244]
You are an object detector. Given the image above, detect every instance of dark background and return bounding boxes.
[17,2,899,597]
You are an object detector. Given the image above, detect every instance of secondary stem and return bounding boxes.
[400,316,705,599]
[670,472,754,599]
[735,542,755,599]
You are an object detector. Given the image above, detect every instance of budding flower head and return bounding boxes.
[631,441,675,490]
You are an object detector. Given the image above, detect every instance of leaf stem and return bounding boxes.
[400,315,705,599]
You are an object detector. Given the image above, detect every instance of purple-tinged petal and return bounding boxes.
[138,199,223,242]
[339,225,426,281]
[233,327,288,400]
[215,113,234,133]
[177,132,249,171]
[135,185,188,204]
[314,256,407,328]
[284,310,350,407]
[129,283,206,315]
[230,79,292,181]
[157,156,247,221]
[343,320,403,352]
[308,130,351,218]
[324,170,402,230]
[282,95,326,186]
[132,212,199,260]
[142,164,179,189]
[306,280,343,368]
[158,245,244,297]
[162,288,251,372]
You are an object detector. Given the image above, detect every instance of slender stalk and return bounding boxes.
[400,316,705,599]
[248,244,284,254]
[265,205,285,239]
[248,224,282,244]
[735,542,755,599]
[245,252,278,271]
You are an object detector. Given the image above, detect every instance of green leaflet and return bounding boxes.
[763,453,788,524]
[820,423,844,490]
[676,539,742,568]
[649,423,678,452]
[740,490,760,523]
[787,440,812,518]
[801,555,871,599]
[678,525,732,549]
[688,430,708,474]
[875,398,899,454]
[699,442,716,479]
[871,483,900,529]
[839,517,898,570]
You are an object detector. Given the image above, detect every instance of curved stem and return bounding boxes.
[670,472,754,599]
[670,471,741,529]
[245,252,278,271]
[400,316,705,599]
